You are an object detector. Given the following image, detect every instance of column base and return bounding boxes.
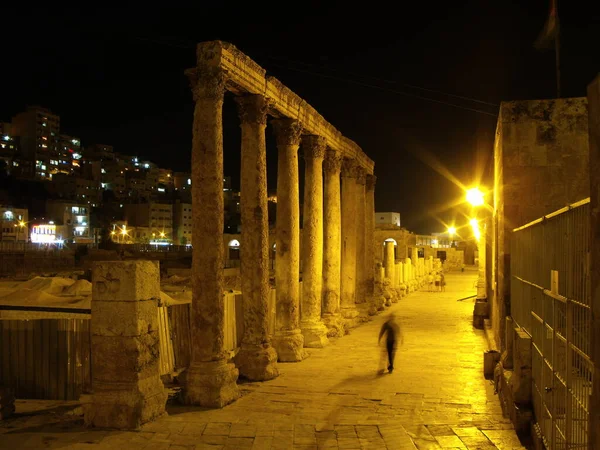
[300,320,329,348]
[81,378,167,429]
[341,307,359,328]
[322,313,345,337]
[273,329,305,362]
[234,343,279,381]
[181,359,239,408]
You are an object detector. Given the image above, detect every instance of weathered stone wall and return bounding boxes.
[587,75,600,450]
[492,97,589,350]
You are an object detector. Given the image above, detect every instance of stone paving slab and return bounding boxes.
[0,269,529,449]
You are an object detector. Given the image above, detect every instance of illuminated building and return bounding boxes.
[0,206,29,242]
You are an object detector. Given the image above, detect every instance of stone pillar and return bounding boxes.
[184,67,239,407]
[300,135,328,348]
[411,248,419,285]
[234,95,278,381]
[83,261,166,429]
[365,174,377,314]
[384,241,395,282]
[322,149,343,335]
[354,168,367,304]
[587,73,600,450]
[272,118,305,362]
[340,158,360,324]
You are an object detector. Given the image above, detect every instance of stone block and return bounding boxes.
[501,317,514,370]
[483,350,501,379]
[81,380,166,429]
[92,260,160,302]
[91,334,160,384]
[91,299,159,337]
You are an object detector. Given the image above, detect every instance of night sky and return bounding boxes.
[3,2,599,233]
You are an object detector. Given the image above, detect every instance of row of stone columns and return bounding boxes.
[184,66,377,407]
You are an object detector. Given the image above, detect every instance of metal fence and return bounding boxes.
[511,198,593,449]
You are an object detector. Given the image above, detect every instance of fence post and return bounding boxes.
[81,260,167,429]
[587,74,600,450]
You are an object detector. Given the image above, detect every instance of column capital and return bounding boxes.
[188,67,227,102]
[302,135,327,160]
[366,174,377,191]
[271,118,303,147]
[341,158,366,180]
[323,149,343,173]
[356,168,367,186]
[235,94,270,126]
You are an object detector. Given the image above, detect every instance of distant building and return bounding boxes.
[375,212,401,227]
[45,200,91,243]
[123,202,173,243]
[0,206,28,242]
[10,106,63,179]
[173,171,191,191]
[173,200,193,245]
[51,173,101,205]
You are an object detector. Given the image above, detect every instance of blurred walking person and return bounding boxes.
[378,313,402,374]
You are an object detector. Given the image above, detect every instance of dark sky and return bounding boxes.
[3,2,599,233]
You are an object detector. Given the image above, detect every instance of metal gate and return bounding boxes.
[511,198,593,449]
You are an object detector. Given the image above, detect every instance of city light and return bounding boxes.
[121,226,127,236]
[466,187,484,207]
[447,226,456,236]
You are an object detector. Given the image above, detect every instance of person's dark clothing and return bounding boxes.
[379,319,400,372]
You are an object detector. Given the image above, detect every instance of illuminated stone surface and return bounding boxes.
[354,167,367,307]
[340,158,360,326]
[300,135,328,348]
[184,63,239,407]
[365,174,378,315]
[272,118,305,362]
[322,149,344,336]
[234,94,279,381]
[82,261,167,429]
[5,270,526,448]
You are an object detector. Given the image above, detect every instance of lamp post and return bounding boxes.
[466,187,488,303]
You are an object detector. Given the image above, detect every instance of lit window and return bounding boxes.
[42,123,47,127]
[2,136,9,141]
[101,168,106,174]
[187,178,191,185]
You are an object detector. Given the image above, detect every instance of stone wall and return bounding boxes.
[491,97,590,350]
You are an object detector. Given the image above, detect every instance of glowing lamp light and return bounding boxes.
[159,232,166,238]
[466,187,484,207]
[447,226,456,236]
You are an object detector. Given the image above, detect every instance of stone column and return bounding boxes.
[322,149,343,334]
[354,168,367,305]
[300,135,328,348]
[83,261,166,429]
[365,174,377,314]
[411,248,419,285]
[234,95,278,380]
[384,241,395,282]
[587,74,600,450]
[340,158,359,324]
[184,67,239,407]
[272,118,305,362]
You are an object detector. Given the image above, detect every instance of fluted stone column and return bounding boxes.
[354,168,367,305]
[322,149,343,334]
[300,135,328,348]
[384,241,395,282]
[411,248,419,285]
[234,95,278,380]
[340,158,360,324]
[184,67,239,407]
[365,174,377,314]
[272,118,305,362]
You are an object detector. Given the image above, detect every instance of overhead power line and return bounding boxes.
[131,34,499,117]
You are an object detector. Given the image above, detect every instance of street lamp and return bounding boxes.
[466,187,484,207]
[447,226,456,236]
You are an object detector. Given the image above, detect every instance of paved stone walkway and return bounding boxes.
[0,268,527,449]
